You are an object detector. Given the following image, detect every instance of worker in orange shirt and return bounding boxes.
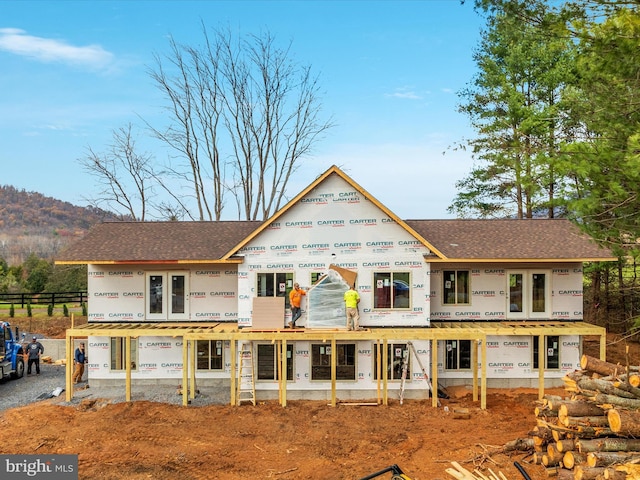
[288,282,306,328]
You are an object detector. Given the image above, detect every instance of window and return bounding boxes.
[445,340,471,370]
[110,337,138,371]
[507,271,550,319]
[256,344,293,381]
[196,340,224,371]
[257,272,294,309]
[311,343,356,380]
[443,270,470,305]
[373,343,410,381]
[373,272,410,309]
[147,271,189,320]
[533,336,559,370]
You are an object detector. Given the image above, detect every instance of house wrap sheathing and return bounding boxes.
[57,165,615,407]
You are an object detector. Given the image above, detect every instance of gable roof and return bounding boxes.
[406,218,616,262]
[55,166,617,265]
[55,221,260,264]
[221,165,445,259]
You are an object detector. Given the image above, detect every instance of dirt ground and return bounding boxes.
[2,317,639,480]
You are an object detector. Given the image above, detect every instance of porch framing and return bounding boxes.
[65,321,606,410]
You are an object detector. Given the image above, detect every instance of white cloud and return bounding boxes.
[0,28,114,69]
[385,90,422,100]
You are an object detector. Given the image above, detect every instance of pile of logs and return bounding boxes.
[530,354,640,480]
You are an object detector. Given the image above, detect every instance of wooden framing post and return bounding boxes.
[182,340,189,406]
[600,332,606,360]
[382,339,388,406]
[65,334,73,402]
[376,340,381,404]
[480,338,487,410]
[230,339,237,406]
[538,335,545,401]
[472,339,478,402]
[190,339,196,401]
[125,336,132,402]
[281,339,288,407]
[330,338,337,407]
[431,339,438,408]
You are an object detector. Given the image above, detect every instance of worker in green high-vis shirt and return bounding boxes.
[343,284,361,331]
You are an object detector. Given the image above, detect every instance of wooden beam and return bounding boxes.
[281,339,287,408]
[431,339,438,408]
[125,335,131,402]
[230,340,237,406]
[330,338,337,407]
[538,335,545,401]
[182,339,188,406]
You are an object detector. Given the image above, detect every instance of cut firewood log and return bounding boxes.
[608,378,640,397]
[563,450,587,469]
[574,465,606,480]
[504,437,535,451]
[591,393,640,410]
[629,373,640,388]
[608,408,640,435]
[556,469,574,480]
[543,453,561,467]
[577,378,638,399]
[578,437,640,453]
[559,401,606,419]
[561,415,610,429]
[581,355,627,377]
[586,451,640,468]
[548,443,563,463]
[532,426,555,444]
[556,438,576,453]
[603,467,627,480]
[536,406,560,418]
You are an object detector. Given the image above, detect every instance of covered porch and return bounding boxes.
[65,321,606,410]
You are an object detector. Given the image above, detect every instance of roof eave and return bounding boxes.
[426,256,618,263]
[55,258,244,265]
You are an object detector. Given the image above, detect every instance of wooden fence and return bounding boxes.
[0,292,87,308]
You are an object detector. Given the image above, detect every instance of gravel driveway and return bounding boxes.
[0,363,67,412]
[0,363,228,412]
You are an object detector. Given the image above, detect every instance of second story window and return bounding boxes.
[443,270,470,305]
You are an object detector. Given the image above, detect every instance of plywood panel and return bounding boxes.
[252,297,285,329]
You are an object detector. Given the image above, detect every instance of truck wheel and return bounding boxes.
[11,357,24,379]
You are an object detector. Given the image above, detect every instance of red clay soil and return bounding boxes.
[2,318,639,480]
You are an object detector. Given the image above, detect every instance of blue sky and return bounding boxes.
[0,1,485,220]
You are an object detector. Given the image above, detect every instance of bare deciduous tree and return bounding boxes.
[80,123,153,221]
[148,26,333,221]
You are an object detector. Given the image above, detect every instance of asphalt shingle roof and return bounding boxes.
[56,218,614,264]
[406,218,614,260]
[56,221,261,263]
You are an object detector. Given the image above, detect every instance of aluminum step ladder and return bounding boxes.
[237,341,256,406]
[399,341,439,406]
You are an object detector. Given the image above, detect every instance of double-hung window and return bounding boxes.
[373,343,410,381]
[196,340,224,371]
[256,343,293,381]
[256,272,294,309]
[110,337,138,371]
[373,272,411,309]
[311,343,356,380]
[444,340,471,370]
[533,336,559,370]
[443,270,470,305]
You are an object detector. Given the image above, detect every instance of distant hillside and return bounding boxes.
[0,185,123,265]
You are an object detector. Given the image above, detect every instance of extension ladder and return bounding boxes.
[237,341,256,406]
